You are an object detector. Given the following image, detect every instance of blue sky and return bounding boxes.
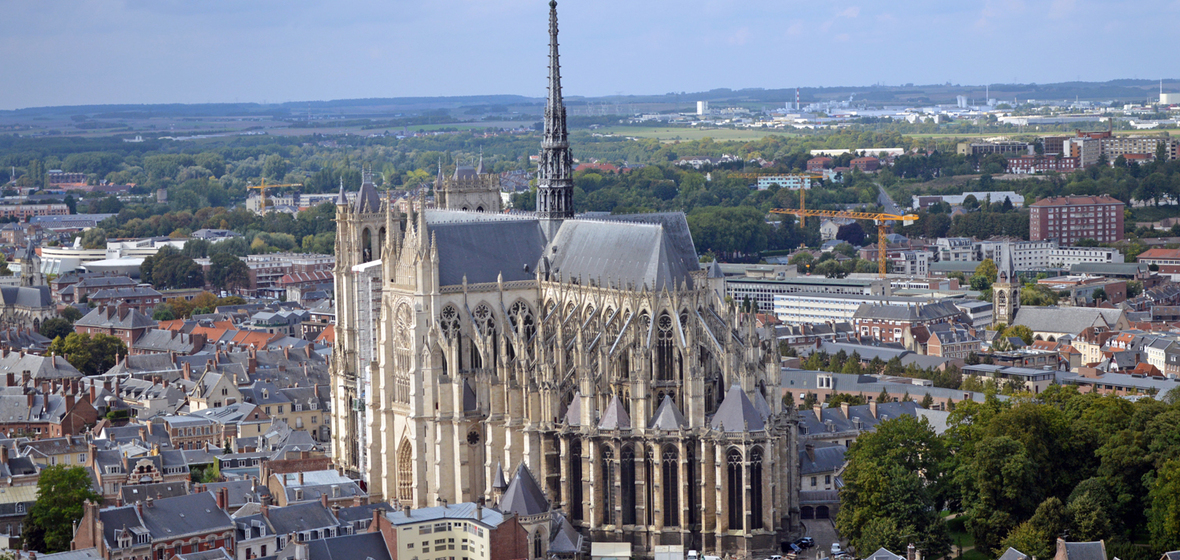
[0,0,1176,110]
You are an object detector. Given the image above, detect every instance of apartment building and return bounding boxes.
[1100,136,1178,160]
[1029,196,1125,244]
[774,293,929,324]
[727,276,880,313]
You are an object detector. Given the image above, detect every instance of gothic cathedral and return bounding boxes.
[330,2,800,557]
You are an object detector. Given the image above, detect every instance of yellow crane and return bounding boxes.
[248,178,303,214]
[728,172,821,226]
[769,207,918,278]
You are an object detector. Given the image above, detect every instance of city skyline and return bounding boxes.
[1,0,1178,110]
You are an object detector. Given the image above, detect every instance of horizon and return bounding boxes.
[3,0,1179,111]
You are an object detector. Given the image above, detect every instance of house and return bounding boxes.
[927,324,981,359]
[266,469,365,508]
[74,306,157,346]
[1054,538,1107,560]
[997,548,1030,560]
[369,502,529,560]
[61,277,138,305]
[851,301,965,346]
[20,435,89,468]
[87,287,164,315]
[820,218,855,242]
[71,491,236,560]
[232,513,277,560]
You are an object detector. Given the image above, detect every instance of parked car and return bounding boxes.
[794,538,815,549]
[831,543,844,555]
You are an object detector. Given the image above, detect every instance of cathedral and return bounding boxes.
[330,2,800,557]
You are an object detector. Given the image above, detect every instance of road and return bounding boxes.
[799,518,846,560]
[876,184,904,216]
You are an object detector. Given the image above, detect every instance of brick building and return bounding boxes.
[74,306,157,346]
[849,157,880,172]
[806,157,832,173]
[1028,195,1125,244]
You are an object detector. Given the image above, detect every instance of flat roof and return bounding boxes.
[727,276,875,287]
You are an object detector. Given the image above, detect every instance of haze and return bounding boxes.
[1,0,1176,110]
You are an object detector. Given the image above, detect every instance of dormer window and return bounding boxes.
[262,389,269,399]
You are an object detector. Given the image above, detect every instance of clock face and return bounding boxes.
[467,431,480,446]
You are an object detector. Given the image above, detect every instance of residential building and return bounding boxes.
[957,141,1030,156]
[755,174,812,191]
[266,469,365,508]
[1029,196,1125,244]
[0,205,69,220]
[72,492,236,560]
[934,238,974,262]
[74,306,157,347]
[1006,155,1080,174]
[927,324,981,360]
[1100,135,1178,160]
[960,364,1057,393]
[1137,248,1180,280]
[819,218,855,242]
[849,157,880,172]
[851,301,965,344]
[88,287,164,315]
[806,157,832,173]
[953,300,993,329]
[60,276,139,305]
[368,502,529,560]
[890,250,931,276]
[782,369,996,412]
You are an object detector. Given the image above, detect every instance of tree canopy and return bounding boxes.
[22,466,102,552]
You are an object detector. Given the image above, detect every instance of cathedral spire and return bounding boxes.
[535,0,574,222]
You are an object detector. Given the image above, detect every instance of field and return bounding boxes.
[596,126,794,142]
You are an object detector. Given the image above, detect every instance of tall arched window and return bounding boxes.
[569,439,583,522]
[621,445,636,525]
[361,228,373,263]
[750,447,764,530]
[686,444,698,526]
[656,313,674,380]
[397,440,413,504]
[662,446,679,527]
[727,448,744,530]
[601,446,615,525]
[644,450,655,526]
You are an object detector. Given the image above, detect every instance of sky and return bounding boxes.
[1,0,1177,110]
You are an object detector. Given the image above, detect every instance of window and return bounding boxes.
[278,406,284,414]
[810,476,816,487]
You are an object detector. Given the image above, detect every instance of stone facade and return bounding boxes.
[330,2,799,558]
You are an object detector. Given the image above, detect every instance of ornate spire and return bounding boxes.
[535,0,574,221]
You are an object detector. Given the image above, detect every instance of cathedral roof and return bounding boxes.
[500,464,549,517]
[648,395,686,431]
[706,260,724,279]
[710,385,765,432]
[428,218,546,286]
[0,286,50,308]
[753,389,772,420]
[545,214,699,291]
[563,393,581,426]
[353,180,382,213]
[597,394,631,430]
[453,166,477,180]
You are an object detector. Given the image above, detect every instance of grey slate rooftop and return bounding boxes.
[710,385,765,432]
[500,464,549,517]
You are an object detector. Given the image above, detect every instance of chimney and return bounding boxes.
[402,505,411,517]
[135,500,144,517]
[182,362,191,381]
[812,404,823,419]
[0,445,8,465]
[20,370,28,386]
[805,442,815,462]
[321,493,329,508]
[304,345,312,359]
[283,346,290,360]
[4,372,11,387]
[352,495,362,507]
[840,402,850,419]
[89,385,97,404]
[907,543,916,560]
[476,503,483,521]
[869,401,879,418]
[298,472,304,485]
[216,487,229,511]
[261,502,269,518]
[26,393,33,407]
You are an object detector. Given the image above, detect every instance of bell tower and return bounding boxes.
[992,243,1019,326]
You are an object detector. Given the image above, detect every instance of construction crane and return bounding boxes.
[247,178,303,215]
[769,207,917,278]
[728,172,821,226]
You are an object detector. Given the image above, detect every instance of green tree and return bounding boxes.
[920,393,935,409]
[22,465,102,552]
[1091,288,1107,302]
[837,416,950,559]
[975,259,998,284]
[152,305,176,321]
[1148,458,1180,552]
[1000,325,1034,346]
[47,332,126,376]
[60,306,83,323]
[207,253,251,293]
[78,228,107,250]
[39,318,73,341]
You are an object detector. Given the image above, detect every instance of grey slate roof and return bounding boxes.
[500,463,549,516]
[140,491,234,540]
[335,501,395,526]
[303,532,392,560]
[1060,541,1106,560]
[545,218,697,291]
[264,501,339,535]
[0,286,51,308]
[648,395,686,430]
[996,548,1029,560]
[492,462,508,491]
[352,181,382,214]
[120,481,190,504]
[548,513,583,554]
[598,394,631,430]
[76,306,156,330]
[430,218,546,286]
[710,385,765,432]
[780,369,999,404]
[1013,306,1125,335]
[852,300,963,322]
[864,548,904,560]
[563,392,581,426]
[800,444,847,475]
[202,479,270,508]
[384,502,508,528]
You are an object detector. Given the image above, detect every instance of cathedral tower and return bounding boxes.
[19,242,42,287]
[535,0,574,229]
[436,154,502,213]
